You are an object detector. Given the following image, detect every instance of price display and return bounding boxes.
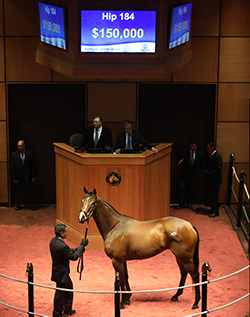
[81,10,156,53]
[169,3,192,49]
[38,2,66,50]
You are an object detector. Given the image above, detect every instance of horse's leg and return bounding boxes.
[171,257,188,302]
[123,261,132,305]
[184,262,200,309]
[112,258,127,309]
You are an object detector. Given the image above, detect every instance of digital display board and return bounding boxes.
[169,3,192,49]
[38,2,66,50]
[80,10,156,53]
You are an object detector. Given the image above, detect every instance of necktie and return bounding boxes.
[21,153,25,166]
[191,151,194,166]
[127,133,131,149]
[95,129,99,147]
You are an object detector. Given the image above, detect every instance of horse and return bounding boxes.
[78,188,200,310]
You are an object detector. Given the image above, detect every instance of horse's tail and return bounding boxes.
[192,226,199,270]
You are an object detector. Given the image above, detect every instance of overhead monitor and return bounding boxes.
[80,10,156,53]
[169,3,192,49]
[38,2,66,50]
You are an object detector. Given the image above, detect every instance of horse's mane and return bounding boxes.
[101,198,133,219]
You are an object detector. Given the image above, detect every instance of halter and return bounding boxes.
[77,200,97,280]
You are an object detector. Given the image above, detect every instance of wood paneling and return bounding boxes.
[192,0,220,36]
[173,38,219,82]
[0,163,8,202]
[54,143,172,248]
[0,83,6,120]
[0,38,4,81]
[0,0,3,36]
[88,83,137,122]
[219,38,250,82]
[4,0,37,36]
[218,84,250,121]
[221,0,250,37]
[5,37,51,82]
[217,122,249,163]
[0,121,7,161]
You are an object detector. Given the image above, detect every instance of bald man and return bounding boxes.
[11,140,36,210]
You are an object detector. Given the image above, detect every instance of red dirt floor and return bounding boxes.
[0,205,249,317]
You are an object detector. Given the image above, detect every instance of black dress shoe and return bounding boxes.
[188,204,195,211]
[209,211,219,217]
[15,205,21,210]
[28,204,36,211]
[64,310,76,316]
[174,204,185,210]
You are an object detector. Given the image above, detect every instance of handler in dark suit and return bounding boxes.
[114,119,158,154]
[204,142,223,217]
[11,140,36,210]
[50,224,88,317]
[175,139,204,211]
[81,115,113,152]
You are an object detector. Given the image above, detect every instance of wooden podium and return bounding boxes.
[54,143,172,249]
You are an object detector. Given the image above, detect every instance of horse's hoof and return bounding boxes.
[125,300,130,305]
[191,304,199,310]
[120,303,125,309]
[170,296,178,302]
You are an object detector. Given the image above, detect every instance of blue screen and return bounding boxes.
[169,3,192,49]
[39,2,66,50]
[81,10,156,53]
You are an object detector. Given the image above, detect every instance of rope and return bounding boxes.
[232,166,240,183]
[0,301,50,317]
[77,219,89,280]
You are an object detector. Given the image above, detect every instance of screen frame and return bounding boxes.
[38,2,67,51]
[80,9,157,54]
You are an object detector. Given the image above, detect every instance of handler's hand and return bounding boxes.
[80,238,89,248]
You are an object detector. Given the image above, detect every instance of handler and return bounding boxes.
[50,224,88,317]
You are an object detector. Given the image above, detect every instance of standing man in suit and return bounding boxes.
[11,139,36,210]
[50,224,89,317]
[175,139,204,211]
[204,142,223,217]
[81,115,113,152]
[114,119,158,154]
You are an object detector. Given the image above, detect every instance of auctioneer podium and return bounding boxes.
[54,143,172,249]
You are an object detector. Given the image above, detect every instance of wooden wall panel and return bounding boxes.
[217,122,249,163]
[0,83,6,120]
[88,83,137,122]
[0,38,4,81]
[219,38,250,82]
[173,38,218,82]
[0,163,8,202]
[5,37,51,81]
[4,0,37,36]
[192,0,220,36]
[221,0,250,37]
[218,84,250,121]
[0,121,7,161]
[0,0,3,36]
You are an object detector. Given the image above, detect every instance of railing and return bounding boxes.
[0,263,249,317]
[226,153,250,254]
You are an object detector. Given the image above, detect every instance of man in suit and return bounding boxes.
[50,224,89,317]
[81,115,113,152]
[114,119,158,154]
[204,142,223,217]
[11,140,36,210]
[175,139,204,211]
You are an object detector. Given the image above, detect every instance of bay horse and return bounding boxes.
[78,188,200,310]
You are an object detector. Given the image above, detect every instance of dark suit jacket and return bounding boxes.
[205,151,223,184]
[179,148,204,181]
[49,237,84,284]
[114,130,153,152]
[11,148,35,182]
[81,126,113,150]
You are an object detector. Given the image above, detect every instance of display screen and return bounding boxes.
[38,2,66,50]
[169,3,192,49]
[80,10,156,53]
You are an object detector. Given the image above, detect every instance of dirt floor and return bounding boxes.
[0,205,249,317]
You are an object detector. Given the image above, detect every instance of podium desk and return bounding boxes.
[54,142,172,249]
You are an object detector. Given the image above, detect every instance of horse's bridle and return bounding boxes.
[79,200,97,223]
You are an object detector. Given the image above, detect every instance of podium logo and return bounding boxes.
[105,170,122,187]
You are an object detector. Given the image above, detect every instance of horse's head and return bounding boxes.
[78,187,97,223]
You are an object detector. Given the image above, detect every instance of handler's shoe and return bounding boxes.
[64,310,76,316]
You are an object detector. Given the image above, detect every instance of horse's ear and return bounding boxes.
[93,188,97,196]
[83,187,88,194]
